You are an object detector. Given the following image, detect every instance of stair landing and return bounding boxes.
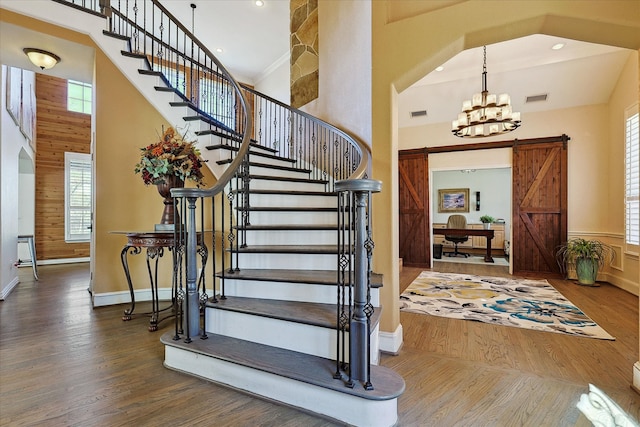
[162,332,405,427]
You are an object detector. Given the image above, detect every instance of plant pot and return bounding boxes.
[433,243,443,259]
[483,223,491,230]
[156,175,185,226]
[575,257,599,286]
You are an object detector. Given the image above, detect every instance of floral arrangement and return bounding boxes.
[134,126,206,187]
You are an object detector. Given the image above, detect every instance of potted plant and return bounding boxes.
[479,215,495,229]
[555,238,614,286]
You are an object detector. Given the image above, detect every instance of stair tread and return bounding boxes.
[217,269,383,288]
[139,69,163,77]
[161,331,405,400]
[102,30,129,41]
[154,86,178,93]
[121,50,145,59]
[209,296,335,327]
[207,296,381,330]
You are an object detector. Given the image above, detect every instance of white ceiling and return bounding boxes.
[0,0,290,85]
[398,34,633,129]
[158,0,290,83]
[0,2,634,128]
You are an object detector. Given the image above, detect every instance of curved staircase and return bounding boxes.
[6,1,405,425]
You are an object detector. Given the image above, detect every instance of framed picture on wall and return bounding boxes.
[20,70,36,148]
[438,188,470,213]
[6,66,22,126]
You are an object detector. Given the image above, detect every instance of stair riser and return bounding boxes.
[247,154,296,168]
[202,144,234,163]
[171,104,198,118]
[205,309,380,364]
[244,210,337,225]
[249,179,328,192]
[164,346,397,427]
[222,279,381,306]
[235,253,338,270]
[240,193,336,208]
[207,309,336,359]
[203,144,290,163]
[249,165,310,179]
[242,230,337,246]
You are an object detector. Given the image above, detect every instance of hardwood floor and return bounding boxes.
[1,263,639,426]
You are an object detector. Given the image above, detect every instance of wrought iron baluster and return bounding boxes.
[227,186,236,273]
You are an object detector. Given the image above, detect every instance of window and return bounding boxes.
[65,152,92,242]
[199,77,236,129]
[67,80,92,114]
[625,104,639,248]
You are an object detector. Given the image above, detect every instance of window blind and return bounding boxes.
[65,153,92,242]
[625,110,639,246]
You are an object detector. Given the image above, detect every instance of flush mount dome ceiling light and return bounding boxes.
[451,46,521,138]
[23,48,61,70]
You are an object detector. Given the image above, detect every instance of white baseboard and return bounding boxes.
[16,257,90,266]
[378,323,403,355]
[93,287,173,307]
[633,362,640,392]
[0,277,20,300]
[603,273,639,296]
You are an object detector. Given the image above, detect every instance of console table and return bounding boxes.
[432,227,495,263]
[114,231,207,331]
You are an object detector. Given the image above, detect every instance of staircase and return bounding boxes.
[11,1,405,425]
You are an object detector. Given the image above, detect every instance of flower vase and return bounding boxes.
[156,175,184,229]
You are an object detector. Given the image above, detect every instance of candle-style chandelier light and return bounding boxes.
[451,46,521,138]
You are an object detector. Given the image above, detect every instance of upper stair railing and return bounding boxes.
[53,0,380,391]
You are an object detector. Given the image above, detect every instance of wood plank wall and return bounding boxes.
[35,74,91,260]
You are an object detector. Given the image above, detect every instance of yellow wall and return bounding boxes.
[93,52,217,299]
[0,9,215,300]
[93,50,177,295]
[367,1,640,334]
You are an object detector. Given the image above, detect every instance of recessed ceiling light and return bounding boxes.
[551,43,565,50]
[216,48,224,53]
[255,0,264,6]
[435,66,444,72]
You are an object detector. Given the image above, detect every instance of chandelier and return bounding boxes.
[451,46,521,138]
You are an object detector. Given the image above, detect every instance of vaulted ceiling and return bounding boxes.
[0,1,634,131]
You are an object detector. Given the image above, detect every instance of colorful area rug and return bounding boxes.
[400,271,615,340]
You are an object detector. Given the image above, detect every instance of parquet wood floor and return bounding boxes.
[1,263,638,426]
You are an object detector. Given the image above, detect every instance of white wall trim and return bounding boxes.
[378,323,403,355]
[0,277,19,300]
[93,287,173,307]
[255,51,290,86]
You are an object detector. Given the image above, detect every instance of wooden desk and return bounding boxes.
[115,231,207,331]
[433,228,495,263]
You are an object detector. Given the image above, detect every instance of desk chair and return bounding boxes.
[444,214,470,258]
